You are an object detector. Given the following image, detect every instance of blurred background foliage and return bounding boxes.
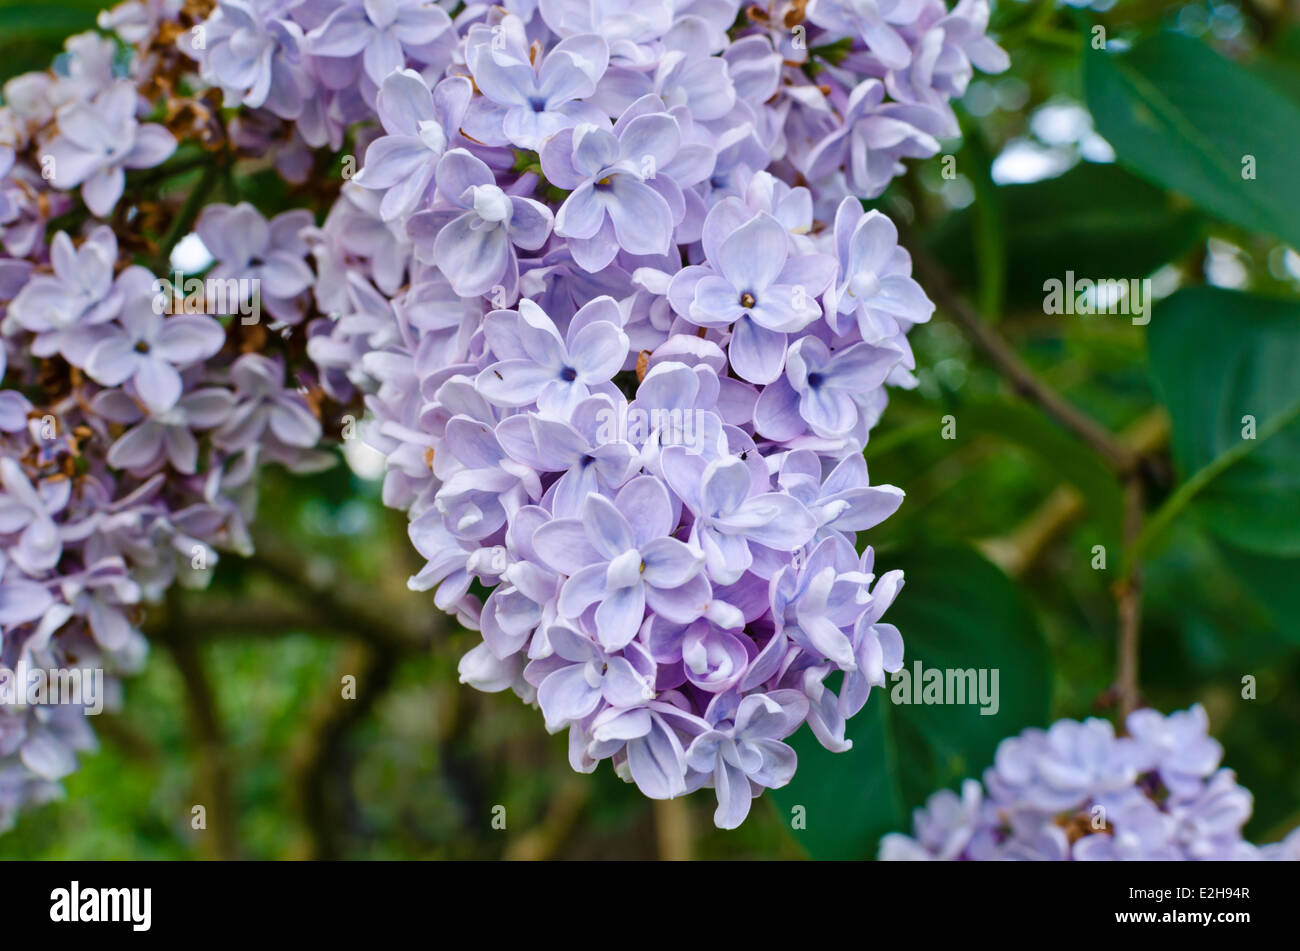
[1,0,1297,859]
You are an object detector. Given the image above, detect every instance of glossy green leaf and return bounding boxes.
[1215,542,1300,646]
[1147,287,1300,557]
[1085,32,1300,248]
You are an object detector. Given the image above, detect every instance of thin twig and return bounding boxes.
[653,797,694,861]
[978,485,1084,578]
[896,214,1158,725]
[978,409,1170,577]
[896,218,1138,474]
[1120,396,1300,576]
[504,777,591,860]
[90,712,159,763]
[125,153,213,191]
[157,597,428,651]
[151,161,220,273]
[159,600,338,639]
[1114,475,1144,721]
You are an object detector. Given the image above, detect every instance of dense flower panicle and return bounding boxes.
[0,0,1013,829]
[0,21,328,821]
[879,706,1298,861]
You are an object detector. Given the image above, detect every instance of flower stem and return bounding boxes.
[152,161,220,274]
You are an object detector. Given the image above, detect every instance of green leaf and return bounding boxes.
[0,2,104,80]
[1215,542,1300,645]
[1084,32,1300,248]
[1249,27,1300,107]
[1144,523,1299,676]
[1147,287,1300,557]
[772,546,1051,859]
[926,162,1202,311]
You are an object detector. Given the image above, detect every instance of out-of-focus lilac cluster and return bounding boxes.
[880,705,1300,860]
[0,23,332,829]
[1,0,1011,830]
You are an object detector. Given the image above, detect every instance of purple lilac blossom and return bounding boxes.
[463,14,609,151]
[306,0,453,86]
[288,0,1012,826]
[42,81,176,217]
[352,69,471,222]
[414,149,554,298]
[195,202,316,323]
[880,706,1297,861]
[0,11,342,827]
[179,0,307,114]
[0,0,1019,829]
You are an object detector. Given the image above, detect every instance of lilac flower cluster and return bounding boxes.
[880,706,1300,861]
[0,26,332,829]
[1,0,1010,830]
[0,222,326,828]
[275,0,1008,827]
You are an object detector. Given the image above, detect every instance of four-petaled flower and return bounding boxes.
[44,81,176,217]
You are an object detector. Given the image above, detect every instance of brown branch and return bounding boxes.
[504,777,591,860]
[143,536,445,858]
[897,219,1139,475]
[161,598,418,647]
[289,641,399,860]
[246,532,444,653]
[896,214,1159,725]
[1239,0,1282,45]
[1114,474,1145,721]
[653,797,694,861]
[90,712,159,764]
[978,409,1170,577]
[147,599,331,640]
[158,606,241,861]
[978,486,1083,578]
